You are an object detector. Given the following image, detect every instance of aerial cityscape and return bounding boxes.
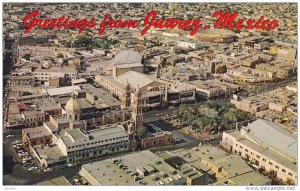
[2,3,297,186]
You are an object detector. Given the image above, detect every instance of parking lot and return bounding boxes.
[10,139,43,173]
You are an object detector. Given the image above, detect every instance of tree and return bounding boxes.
[223,110,238,123]
[205,100,222,111]
[261,32,269,36]
[178,104,190,112]
[187,115,198,126]
[22,53,31,60]
[137,126,147,138]
[57,53,64,58]
[233,29,241,34]
[21,91,32,96]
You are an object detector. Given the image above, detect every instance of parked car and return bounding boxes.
[184,130,191,135]
[27,167,35,172]
[73,179,80,185]
[79,177,88,185]
[6,135,15,138]
[16,146,22,150]
[18,153,26,158]
[44,168,53,172]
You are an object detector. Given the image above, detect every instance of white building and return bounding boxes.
[33,67,77,81]
[221,119,297,184]
[178,40,199,49]
[52,126,130,164]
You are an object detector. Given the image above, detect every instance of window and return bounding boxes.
[263,158,266,162]
[239,146,243,149]
[282,169,286,172]
[288,173,293,176]
[269,162,273,165]
[256,155,260,159]
[245,149,249,152]
[275,165,279,169]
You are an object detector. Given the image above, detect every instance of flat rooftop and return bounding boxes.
[226,130,297,171]
[45,86,81,97]
[245,119,297,161]
[23,126,51,139]
[60,125,128,146]
[80,150,185,186]
[36,98,61,112]
[37,176,71,185]
[33,144,66,164]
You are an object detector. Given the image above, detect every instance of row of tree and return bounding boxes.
[174,101,253,132]
[74,36,119,50]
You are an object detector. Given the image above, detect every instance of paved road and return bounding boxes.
[145,120,201,151]
[143,78,296,123]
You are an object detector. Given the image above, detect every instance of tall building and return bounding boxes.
[65,93,81,129]
[131,86,144,133]
[121,80,131,109]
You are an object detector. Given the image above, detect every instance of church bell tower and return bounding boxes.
[131,86,144,133]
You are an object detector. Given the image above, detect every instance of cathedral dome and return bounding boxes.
[65,93,81,112]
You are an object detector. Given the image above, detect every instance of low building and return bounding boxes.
[33,67,78,82]
[269,45,297,61]
[79,150,186,185]
[221,119,297,185]
[21,110,46,127]
[140,131,173,150]
[43,86,81,97]
[36,98,62,116]
[53,126,130,164]
[31,144,67,168]
[22,126,52,149]
[36,176,71,185]
[158,145,271,185]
